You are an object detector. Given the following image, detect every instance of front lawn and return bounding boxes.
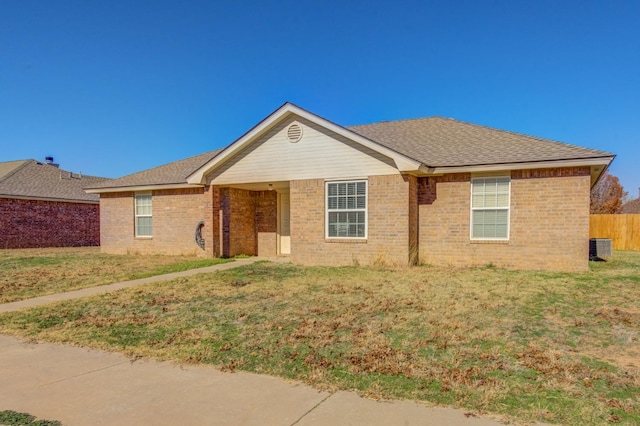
[1,252,639,424]
[0,247,231,303]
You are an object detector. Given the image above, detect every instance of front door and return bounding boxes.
[278,191,291,255]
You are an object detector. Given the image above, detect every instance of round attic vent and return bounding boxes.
[286,123,303,143]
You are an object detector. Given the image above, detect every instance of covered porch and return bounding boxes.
[210,181,291,258]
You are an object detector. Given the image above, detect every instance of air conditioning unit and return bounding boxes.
[589,238,612,260]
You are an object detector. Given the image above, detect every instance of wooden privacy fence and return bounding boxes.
[590,214,640,251]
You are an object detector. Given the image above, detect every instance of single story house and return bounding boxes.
[86,103,614,271]
[0,158,108,248]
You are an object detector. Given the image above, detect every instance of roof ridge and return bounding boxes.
[0,158,33,165]
[347,116,443,128]
[34,160,109,180]
[0,159,34,184]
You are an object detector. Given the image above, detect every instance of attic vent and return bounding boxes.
[286,123,303,143]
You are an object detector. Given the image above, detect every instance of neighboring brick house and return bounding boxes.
[87,103,614,271]
[0,158,109,248]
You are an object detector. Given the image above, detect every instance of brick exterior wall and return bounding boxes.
[290,174,414,266]
[218,188,277,257]
[98,166,592,272]
[220,188,255,257]
[204,185,218,258]
[408,175,419,266]
[418,167,592,271]
[101,186,278,258]
[255,191,278,257]
[0,198,99,248]
[100,188,209,256]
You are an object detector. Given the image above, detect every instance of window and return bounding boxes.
[135,193,152,237]
[471,177,510,239]
[326,180,367,238]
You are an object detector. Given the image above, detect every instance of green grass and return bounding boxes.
[0,247,232,303]
[0,410,61,426]
[1,252,639,424]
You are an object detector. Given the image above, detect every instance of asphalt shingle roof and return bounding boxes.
[89,113,612,190]
[0,160,109,203]
[347,117,612,168]
[85,150,222,190]
[0,160,28,180]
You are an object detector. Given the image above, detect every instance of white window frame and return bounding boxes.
[470,177,510,240]
[325,180,368,239]
[135,192,153,237]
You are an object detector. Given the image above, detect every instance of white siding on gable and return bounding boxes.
[207,117,399,185]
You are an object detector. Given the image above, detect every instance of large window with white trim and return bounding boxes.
[135,193,153,237]
[326,180,367,238]
[471,177,510,240]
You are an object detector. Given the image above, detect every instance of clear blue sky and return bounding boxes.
[2,1,639,197]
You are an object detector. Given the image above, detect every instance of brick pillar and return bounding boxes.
[204,185,218,257]
[219,188,231,257]
[407,175,419,266]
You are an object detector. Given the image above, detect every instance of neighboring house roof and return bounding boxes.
[86,150,222,191]
[0,159,109,203]
[87,102,615,193]
[622,198,640,214]
[0,160,29,180]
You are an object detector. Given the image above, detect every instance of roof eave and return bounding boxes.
[85,182,204,194]
[426,156,615,175]
[0,194,99,204]
[186,103,422,184]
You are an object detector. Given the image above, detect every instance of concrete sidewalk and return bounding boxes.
[0,257,287,314]
[0,335,503,425]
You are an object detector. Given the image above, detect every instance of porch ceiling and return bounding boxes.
[220,180,290,191]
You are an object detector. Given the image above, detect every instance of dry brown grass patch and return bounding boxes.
[1,254,640,425]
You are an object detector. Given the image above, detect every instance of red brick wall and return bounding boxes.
[97,166,591,271]
[205,185,219,258]
[0,198,99,248]
[99,192,134,252]
[101,186,278,258]
[290,174,413,267]
[408,175,419,265]
[100,188,209,255]
[255,191,277,257]
[218,188,277,257]
[222,188,256,257]
[418,167,592,271]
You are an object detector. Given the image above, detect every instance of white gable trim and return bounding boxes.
[186,103,422,184]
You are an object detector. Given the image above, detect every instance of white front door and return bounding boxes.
[279,191,291,255]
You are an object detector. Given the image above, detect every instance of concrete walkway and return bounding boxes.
[0,257,288,314]
[0,257,505,425]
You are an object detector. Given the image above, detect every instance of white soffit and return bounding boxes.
[429,156,615,175]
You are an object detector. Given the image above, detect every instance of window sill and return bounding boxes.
[135,236,153,240]
[325,238,368,244]
[470,239,509,244]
